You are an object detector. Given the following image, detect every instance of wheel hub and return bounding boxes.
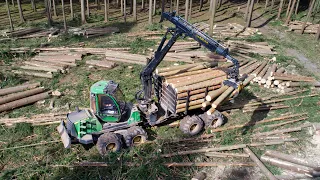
[190,124,198,131]
[106,143,116,151]
[132,135,142,145]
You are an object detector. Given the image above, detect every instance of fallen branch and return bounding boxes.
[164,162,256,167]
[253,124,312,138]
[0,140,60,151]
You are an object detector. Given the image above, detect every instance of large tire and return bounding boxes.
[96,132,122,156]
[179,115,204,136]
[124,126,148,147]
[202,110,224,129]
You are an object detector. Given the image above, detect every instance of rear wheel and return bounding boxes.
[179,115,204,136]
[202,110,224,129]
[124,126,148,147]
[96,132,122,156]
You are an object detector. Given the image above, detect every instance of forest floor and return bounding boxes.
[0,0,320,179]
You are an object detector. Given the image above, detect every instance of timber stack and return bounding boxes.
[84,27,120,38]
[0,82,51,113]
[0,112,67,126]
[193,22,259,38]
[287,21,319,34]
[2,27,59,39]
[227,40,277,55]
[14,51,82,79]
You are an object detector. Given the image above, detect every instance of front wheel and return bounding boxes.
[124,126,148,147]
[202,110,224,129]
[179,115,204,136]
[96,132,122,156]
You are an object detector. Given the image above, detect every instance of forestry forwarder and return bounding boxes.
[57,12,241,156]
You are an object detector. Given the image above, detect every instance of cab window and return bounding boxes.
[98,95,118,115]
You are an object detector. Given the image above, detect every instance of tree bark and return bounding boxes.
[104,0,109,21]
[208,0,216,36]
[133,0,136,21]
[246,0,254,27]
[170,0,173,12]
[188,0,192,20]
[148,0,152,24]
[5,0,14,31]
[17,0,25,22]
[70,0,74,19]
[285,0,292,18]
[45,0,53,26]
[153,0,156,15]
[0,83,40,96]
[12,0,15,6]
[301,0,315,33]
[31,0,36,12]
[264,0,269,12]
[244,0,250,21]
[199,0,203,12]
[161,0,165,14]
[217,0,221,9]
[97,0,101,9]
[87,0,90,17]
[124,0,127,22]
[317,24,320,40]
[277,0,284,19]
[61,0,67,31]
[142,0,144,9]
[52,0,57,16]
[184,0,189,20]
[176,0,179,14]
[270,0,274,13]
[130,0,133,14]
[80,0,86,24]
[121,0,123,14]
[295,0,300,14]
[284,0,297,25]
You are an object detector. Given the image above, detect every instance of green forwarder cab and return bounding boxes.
[57,80,147,155]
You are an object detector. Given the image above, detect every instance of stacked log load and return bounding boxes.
[0,83,51,113]
[287,21,319,34]
[14,51,82,78]
[154,59,258,114]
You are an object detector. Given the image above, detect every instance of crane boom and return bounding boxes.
[138,11,239,110]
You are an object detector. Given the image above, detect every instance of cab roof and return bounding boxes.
[90,80,118,95]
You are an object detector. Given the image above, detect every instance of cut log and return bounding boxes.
[0,87,45,105]
[164,162,255,167]
[253,124,311,137]
[175,75,226,93]
[20,65,60,72]
[176,104,203,113]
[211,86,234,109]
[256,64,269,81]
[244,147,277,180]
[177,85,221,98]
[205,85,228,102]
[86,60,116,68]
[158,62,218,77]
[264,150,317,168]
[13,70,53,78]
[252,61,267,77]
[0,92,50,112]
[272,72,315,82]
[286,81,320,87]
[205,152,250,158]
[0,82,40,96]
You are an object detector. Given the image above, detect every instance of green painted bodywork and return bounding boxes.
[90,80,109,94]
[127,105,141,125]
[73,110,103,138]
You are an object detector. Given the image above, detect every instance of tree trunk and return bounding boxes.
[31,0,36,12]
[142,0,144,9]
[45,0,53,26]
[317,24,320,40]
[70,0,74,19]
[244,0,250,21]
[217,0,221,9]
[208,0,216,36]
[295,0,300,14]
[246,0,254,27]
[277,0,284,19]
[97,0,101,9]
[124,0,127,22]
[300,0,315,33]
[148,0,152,24]
[188,0,192,20]
[121,0,123,14]
[153,0,156,15]
[104,0,109,22]
[161,0,165,14]
[285,0,292,18]
[130,0,133,14]
[284,0,297,25]
[17,0,25,22]
[52,0,57,16]
[12,0,15,7]
[5,0,14,31]
[61,0,67,31]
[80,0,86,24]
[176,0,179,14]
[199,0,203,12]
[264,0,269,12]
[270,0,274,13]
[184,0,189,20]
[87,0,90,17]
[170,0,173,12]
[133,0,136,21]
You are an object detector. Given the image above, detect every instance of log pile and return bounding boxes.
[287,21,319,34]
[14,51,82,78]
[193,22,259,38]
[227,41,277,55]
[0,83,51,113]
[86,60,117,68]
[3,27,42,37]
[84,27,120,38]
[0,112,66,126]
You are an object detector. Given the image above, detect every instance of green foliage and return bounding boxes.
[220,130,237,145]
[269,20,282,27]
[14,123,34,138]
[129,38,156,54]
[146,23,163,31]
[245,34,265,42]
